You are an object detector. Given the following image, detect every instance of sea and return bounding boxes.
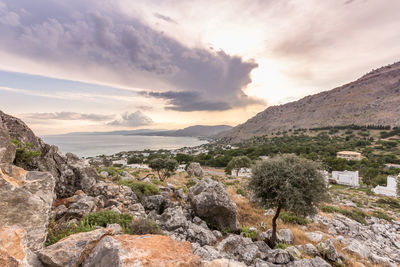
[41,134,208,158]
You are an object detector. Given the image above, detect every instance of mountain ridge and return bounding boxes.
[219,61,400,143]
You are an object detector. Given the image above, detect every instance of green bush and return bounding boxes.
[118,180,160,200]
[240,226,257,239]
[46,218,95,246]
[279,212,309,225]
[372,211,394,222]
[11,139,41,169]
[83,210,133,230]
[275,243,289,249]
[321,205,340,213]
[185,179,197,188]
[376,198,400,209]
[127,218,163,235]
[321,205,368,224]
[236,188,247,197]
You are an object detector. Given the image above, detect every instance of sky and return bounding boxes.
[0,0,399,135]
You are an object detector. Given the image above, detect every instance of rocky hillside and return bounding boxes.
[220,61,400,143]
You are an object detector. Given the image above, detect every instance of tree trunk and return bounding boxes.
[270,205,282,247]
[236,169,239,177]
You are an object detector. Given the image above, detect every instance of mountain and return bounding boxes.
[63,125,233,138]
[128,125,233,137]
[220,61,400,143]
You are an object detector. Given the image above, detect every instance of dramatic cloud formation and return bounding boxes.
[108,111,154,127]
[0,0,260,112]
[23,112,114,121]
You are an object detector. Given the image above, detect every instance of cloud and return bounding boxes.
[107,111,153,127]
[154,12,178,24]
[23,112,114,121]
[0,0,261,112]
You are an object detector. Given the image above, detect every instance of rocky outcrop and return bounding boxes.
[83,234,202,267]
[0,110,98,198]
[0,226,42,267]
[187,162,204,178]
[0,120,16,164]
[188,178,238,231]
[0,164,55,251]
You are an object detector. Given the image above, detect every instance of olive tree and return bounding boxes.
[149,158,178,181]
[227,156,252,176]
[249,154,327,247]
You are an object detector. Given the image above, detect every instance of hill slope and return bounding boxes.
[129,125,233,137]
[220,61,400,143]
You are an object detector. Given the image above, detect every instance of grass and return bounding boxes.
[236,188,247,197]
[46,218,95,246]
[84,210,133,230]
[239,226,257,239]
[375,197,400,210]
[118,180,160,200]
[371,211,394,222]
[321,205,368,225]
[275,242,289,249]
[279,212,309,225]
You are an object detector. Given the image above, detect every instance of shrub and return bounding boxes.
[376,197,400,209]
[149,158,178,181]
[46,218,95,246]
[128,218,163,235]
[279,212,309,225]
[240,227,257,239]
[83,210,133,230]
[321,205,368,224]
[372,211,394,222]
[185,179,196,188]
[321,205,340,213]
[11,139,41,169]
[275,243,289,249]
[118,180,160,200]
[236,188,247,197]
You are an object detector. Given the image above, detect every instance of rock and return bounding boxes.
[0,164,55,251]
[127,203,146,219]
[193,245,221,261]
[142,194,166,213]
[159,206,188,231]
[99,171,108,179]
[187,162,204,177]
[37,226,119,267]
[286,246,302,259]
[266,249,291,264]
[278,229,294,244]
[317,239,338,262]
[297,243,318,256]
[202,258,247,267]
[287,256,331,267]
[342,239,370,259]
[120,171,134,180]
[217,235,259,265]
[213,230,223,239]
[305,231,324,242]
[65,193,97,218]
[0,225,42,267]
[83,234,202,267]
[187,222,217,246]
[188,178,239,231]
[0,121,16,164]
[253,241,271,259]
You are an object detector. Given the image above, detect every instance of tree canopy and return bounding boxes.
[149,158,178,181]
[249,154,327,246]
[226,156,251,175]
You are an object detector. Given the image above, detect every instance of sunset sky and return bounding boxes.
[0,0,399,135]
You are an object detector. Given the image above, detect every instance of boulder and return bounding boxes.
[188,178,238,231]
[287,256,331,267]
[0,226,42,267]
[193,245,221,261]
[317,239,339,262]
[202,258,247,267]
[187,222,217,246]
[0,121,15,164]
[187,162,204,178]
[278,229,294,244]
[217,235,259,265]
[159,206,188,231]
[0,164,55,251]
[37,226,119,267]
[82,234,202,267]
[266,249,292,264]
[305,231,324,243]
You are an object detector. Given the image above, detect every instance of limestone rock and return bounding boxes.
[0,164,55,251]
[266,249,292,264]
[187,222,217,246]
[187,162,204,178]
[305,231,324,243]
[83,234,202,267]
[278,229,294,244]
[317,239,339,262]
[0,226,42,267]
[189,178,238,231]
[202,258,247,267]
[287,256,331,267]
[217,235,259,265]
[37,227,119,267]
[193,245,221,261]
[0,121,15,164]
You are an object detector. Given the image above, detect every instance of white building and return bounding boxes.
[112,159,127,166]
[259,156,269,161]
[231,168,252,178]
[177,164,186,172]
[321,170,329,185]
[126,164,150,169]
[332,170,359,187]
[372,175,398,197]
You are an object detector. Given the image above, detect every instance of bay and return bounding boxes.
[41,134,208,158]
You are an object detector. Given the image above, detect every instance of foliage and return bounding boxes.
[275,243,289,249]
[236,188,247,197]
[127,156,143,164]
[118,180,160,200]
[321,205,340,213]
[321,205,368,224]
[149,158,178,181]
[185,178,197,188]
[83,210,133,230]
[11,139,41,169]
[127,218,163,235]
[249,154,326,246]
[225,156,252,175]
[397,176,400,197]
[372,211,394,222]
[46,218,95,246]
[240,227,257,239]
[376,197,400,210]
[279,212,309,225]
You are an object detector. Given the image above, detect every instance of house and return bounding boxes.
[112,159,127,166]
[231,168,252,178]
[337,151,362,161]
[385,163,400,169]
[259,156,269,161]
[372,175,398,197]
[126,164,150,169]
[177,164,186,172]
[332,170,359,187]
